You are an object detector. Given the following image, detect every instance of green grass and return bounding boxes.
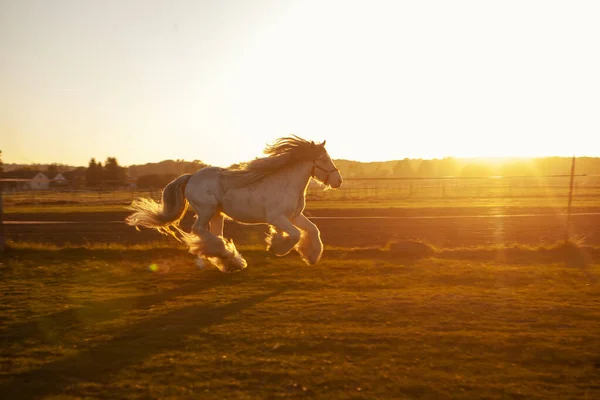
[1,242,599,399]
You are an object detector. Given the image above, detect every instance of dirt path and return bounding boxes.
[5,207,600,247]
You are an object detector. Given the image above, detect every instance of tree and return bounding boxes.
[0,150,3,174]
[86,158,103,187]
[373,163,390,178]
[103,157,126,186]
[416,159,436,177]
[346,162,365,178]
[136,173,177,189]
[46,163,59,177]
[393,159,415,177]
[437,157,459,177]
[461,163,493,177]
[62,167,86,189]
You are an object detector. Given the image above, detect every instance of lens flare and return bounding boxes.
[149,263,159,272]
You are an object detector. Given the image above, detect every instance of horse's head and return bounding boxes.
[310,140,343,188]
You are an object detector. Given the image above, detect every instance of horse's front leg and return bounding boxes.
[292,213,323,265]
[266,215,301,256]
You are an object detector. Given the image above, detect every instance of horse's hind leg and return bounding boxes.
[209,213,224,237]
[184,206,246,273]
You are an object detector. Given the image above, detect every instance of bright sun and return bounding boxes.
[0,1,596,166]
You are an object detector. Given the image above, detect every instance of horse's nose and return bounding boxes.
[332,177,343,188]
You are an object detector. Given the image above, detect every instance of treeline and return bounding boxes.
[2,161,87,186]
[2,162,76,174]
[127,157,600,185]
[127,160,208,189]
[335,157,600,178]
[126,159,208,179]
[4,157,600,188]
[85,157,127,187]
[2,158,209,189]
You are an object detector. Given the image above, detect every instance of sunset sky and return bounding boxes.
[1,0,599,167]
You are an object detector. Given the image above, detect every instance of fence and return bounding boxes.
[2,175,599,207]
[306,174,600,202]
[2,189,159,206]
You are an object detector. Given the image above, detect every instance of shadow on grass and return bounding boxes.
[3,238,598,269]
[0,243,187,265]
[0,289,284,400]
[0,242,274,265]
[327,240,600,265]
[0,267,240,346]
[436,241,598,269]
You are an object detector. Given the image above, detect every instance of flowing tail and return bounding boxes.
[125,174,192,240]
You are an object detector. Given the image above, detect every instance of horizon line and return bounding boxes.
[1,154,594,169]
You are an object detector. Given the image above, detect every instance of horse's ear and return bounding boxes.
[311,141,315,147]
[321,140,326,147]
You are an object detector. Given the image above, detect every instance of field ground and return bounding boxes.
[4,193,600,214]
[1,243,600,399]
[2,186,600,398]
[4,205,600,248]
[3,172,600,214]
[4,183,600,247]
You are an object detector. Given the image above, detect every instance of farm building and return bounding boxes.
[1,171,51,190]
[51,172,68,187]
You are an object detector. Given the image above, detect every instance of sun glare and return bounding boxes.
[0,1,598,166]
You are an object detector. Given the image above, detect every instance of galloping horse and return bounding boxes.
[125,136,343,272]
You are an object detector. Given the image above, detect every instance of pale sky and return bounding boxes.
[1,0,599,167]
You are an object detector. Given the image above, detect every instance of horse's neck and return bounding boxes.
[267,160,312,193]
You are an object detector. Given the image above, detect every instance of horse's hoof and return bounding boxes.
[268,245,293,256]
[266,229,290,256]
[299,253,320,265]
[213,254,247,273]
[268,239,294,256]
[306,255,320,265]
[195,257,207,270]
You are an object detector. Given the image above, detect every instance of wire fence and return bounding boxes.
[2,175,599,207]
[307,175,600,202]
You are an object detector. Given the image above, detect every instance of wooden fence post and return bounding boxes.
[565,155,576,243]
[0,189,4,253]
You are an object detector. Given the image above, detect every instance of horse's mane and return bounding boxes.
[221,135,325,187]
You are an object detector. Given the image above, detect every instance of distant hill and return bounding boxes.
[126,160,209,179]
[119,156,600,179]
[128,157,600,179]
[334,157,600,178]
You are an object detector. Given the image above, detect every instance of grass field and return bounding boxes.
[4,195,600,215]
[2,242,599,399]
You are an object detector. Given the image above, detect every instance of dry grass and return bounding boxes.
[1,242,599,399]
